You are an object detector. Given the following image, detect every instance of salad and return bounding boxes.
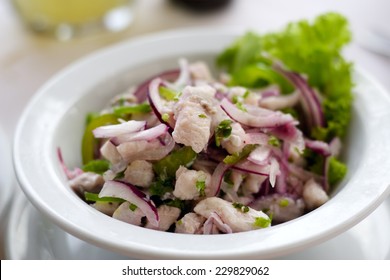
[62,12,352,234]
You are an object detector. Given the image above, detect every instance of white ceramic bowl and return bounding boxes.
[13,29,390,259]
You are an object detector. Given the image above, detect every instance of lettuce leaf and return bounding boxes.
[217,12,353,141]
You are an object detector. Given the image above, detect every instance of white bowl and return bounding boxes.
[13,29,390,259]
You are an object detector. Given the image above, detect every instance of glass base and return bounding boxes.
[13,1,135,41]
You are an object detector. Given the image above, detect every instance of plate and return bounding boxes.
[0,124,14,259]
[0,125,13,217]
[6,190,390,259]
[13,28,390,259]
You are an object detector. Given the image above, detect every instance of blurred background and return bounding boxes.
[1,0,389,139]
[0,0,389,259]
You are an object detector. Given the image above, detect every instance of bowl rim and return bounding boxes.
[13,28,390,259]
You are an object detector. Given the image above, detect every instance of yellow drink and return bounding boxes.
[13,0,134,39]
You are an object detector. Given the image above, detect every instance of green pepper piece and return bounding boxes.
[113,103,151,118]
[81,113,119,164]
[153,146,197,180]
[84,192,125,203]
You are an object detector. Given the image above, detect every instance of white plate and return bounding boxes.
[6,190,390,260]
[0,125,14,259]
[13,29,390,259]
[0,125,13,217]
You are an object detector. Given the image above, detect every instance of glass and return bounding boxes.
[12,0,135,40]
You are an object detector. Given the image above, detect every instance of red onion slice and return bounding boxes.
[92,120,146,139]
[111,124,169,145]
[173,58,191,88]
[57,148,83,179]
[220,98,294,128]
[232,160,270,177]
[99,180,159,227]
[208,162,229,196]
[329,137,342,157]
[133,69,179,102]
[274,63,325,129]
[147,78,175,130]
[117,133,175,162]
[269,157,280,188]
[268,122,305,153]
[244,132,269,145]
[305,139,331,157]
[203,212,233,234]
[248,146,271,165]
[259,90,300,111]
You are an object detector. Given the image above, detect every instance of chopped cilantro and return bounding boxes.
[223,144,257,164]
[149,179,174,197]
[162,113,170,122]
[235,102,247,112]
[279,198,290,207]
[232,202,249,213]
[253,216,272,228]
[232,95,248,112]
[223,170,234,185]
[165,199,185,210]
[215,119,233,146]
[129,203,138,211]
[198,113,207,119]
[196,178,206,197]
[268,136,281,147]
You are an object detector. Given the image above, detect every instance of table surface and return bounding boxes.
[1,0,390,259]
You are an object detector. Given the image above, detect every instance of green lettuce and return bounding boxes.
[217,12,352,187]
[217,12,353,141]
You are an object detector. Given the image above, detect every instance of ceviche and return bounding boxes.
[61,13,352,234]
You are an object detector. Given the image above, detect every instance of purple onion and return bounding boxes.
[99,180,159,227]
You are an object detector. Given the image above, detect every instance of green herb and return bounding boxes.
[198,114,207,119]
[223,170,234,185]
[82,114,119,164]
[129,203,138,211]
[114,170,125,180]
[159,86,180,101]
[153,146,197,180]
[113,103,151,117]
[223,144,257,165]
[162,113,170,122]
[268,136,281,147]
[149,179,174,197]
[278,198,290,208]
[231,95,247,112]
[232,202,249,213]
[196,178,206,197]
[215,119,233,146]
[177,219,183,225]
[165,199,185,210]
[82,159,110,175]
[253,216,272,228]
[84,192,125,203]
